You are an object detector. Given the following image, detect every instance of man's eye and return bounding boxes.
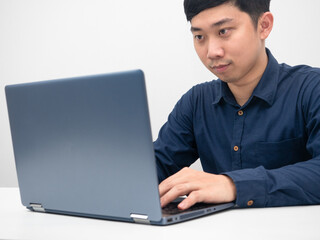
[219,29,229,36]
[194,35,204,41]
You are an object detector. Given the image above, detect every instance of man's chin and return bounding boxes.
[207,69,229,82]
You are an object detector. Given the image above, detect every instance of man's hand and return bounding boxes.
[159,167,237,210]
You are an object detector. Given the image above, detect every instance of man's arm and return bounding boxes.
[159,156,320,209]
[223,158,320,207]
[154,87,199,183]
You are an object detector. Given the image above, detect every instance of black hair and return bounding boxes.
[184,0,271,27]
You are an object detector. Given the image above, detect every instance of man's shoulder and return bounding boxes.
[278,63,320,103]
[279,63,320,79]
[176,79,220,109]
[190,79,220,94]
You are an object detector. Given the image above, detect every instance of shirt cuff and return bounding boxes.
[223,166,268,208]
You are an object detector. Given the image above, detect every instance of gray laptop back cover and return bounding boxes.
[5,70,163,223]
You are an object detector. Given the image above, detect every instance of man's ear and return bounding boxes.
[259,12,274,40]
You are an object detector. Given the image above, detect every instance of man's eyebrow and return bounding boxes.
[212,18,234,27]
[190,26,202,32]
[190,18,234,32]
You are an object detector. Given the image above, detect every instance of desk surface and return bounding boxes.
[1,188,319,240]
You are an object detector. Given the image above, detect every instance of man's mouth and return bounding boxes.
[210,63,231,73]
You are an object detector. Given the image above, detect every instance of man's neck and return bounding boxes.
[228,50,268,107]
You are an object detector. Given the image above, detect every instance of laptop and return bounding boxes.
[5,69,234,225]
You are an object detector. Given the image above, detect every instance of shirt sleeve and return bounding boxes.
[154,88,199,183]
[224,73,320,208]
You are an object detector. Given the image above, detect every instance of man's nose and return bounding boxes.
[207,39,224,60]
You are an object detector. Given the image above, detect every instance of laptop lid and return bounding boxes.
[6,69,234,225]
[5,70,163,223]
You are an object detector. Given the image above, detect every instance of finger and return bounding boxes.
[178,190,203,210]
[159,178,172,198]
[159,173,184,197]
[160,183,193,208]
[159,167,192,197]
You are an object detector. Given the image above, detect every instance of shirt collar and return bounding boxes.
[212,48,279,107]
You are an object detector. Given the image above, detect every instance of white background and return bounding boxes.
[1,0,319,187]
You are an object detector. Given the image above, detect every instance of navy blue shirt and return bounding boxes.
[154,49,320,208]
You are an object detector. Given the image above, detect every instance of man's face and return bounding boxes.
[190,3,266,85]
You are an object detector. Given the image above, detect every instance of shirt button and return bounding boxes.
[233,146,239,152]
[238,110,244,116]
[247,200,254,206]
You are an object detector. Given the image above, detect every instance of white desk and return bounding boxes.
[1,188,319,240]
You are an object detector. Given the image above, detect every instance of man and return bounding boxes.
[155,0,320,211]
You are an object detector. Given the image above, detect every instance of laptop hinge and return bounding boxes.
[130,213,150,224]
[30,203,46,212]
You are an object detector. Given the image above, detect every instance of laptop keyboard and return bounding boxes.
[162,201,214,215]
